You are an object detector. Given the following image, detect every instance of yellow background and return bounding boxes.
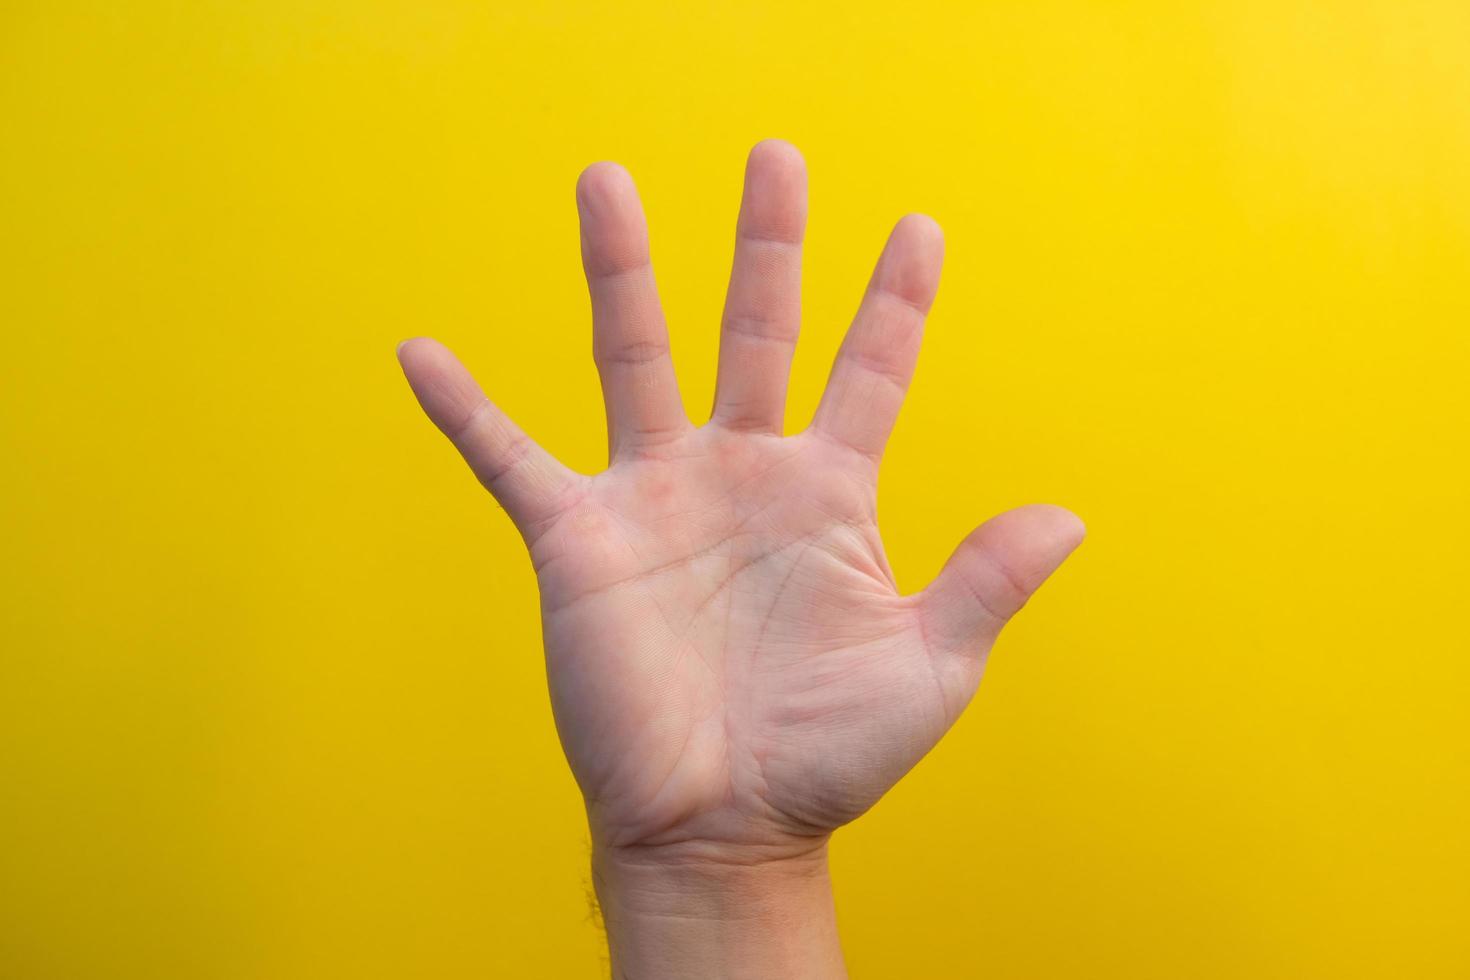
[2,2,1467,977]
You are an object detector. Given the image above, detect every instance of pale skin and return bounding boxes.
[397,139,1085,978]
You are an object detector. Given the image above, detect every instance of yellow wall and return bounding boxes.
[2,2,1466,976]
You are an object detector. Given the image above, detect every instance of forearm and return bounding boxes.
[592,840,847,980]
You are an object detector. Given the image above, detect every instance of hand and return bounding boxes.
[398,139,1084,977]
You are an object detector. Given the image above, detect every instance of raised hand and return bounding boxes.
[397,140,1083,978]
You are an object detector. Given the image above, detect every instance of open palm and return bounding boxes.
[398,140,1084,863]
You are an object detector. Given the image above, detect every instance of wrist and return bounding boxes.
[592,837,846,980]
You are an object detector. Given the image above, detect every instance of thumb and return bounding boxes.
[919,504,1086,656]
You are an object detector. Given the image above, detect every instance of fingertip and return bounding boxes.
[1062,508,1087,547]
[396,336,432,361]
[875,214,945,312]
[895,212,944,252]
[395,336,453,373]
[998,503,1088,564]
[576,160,636,210]
[739,140,808,243]
[747,138,806,174]
[575,160,651,277]
[1037,504,1087,552]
